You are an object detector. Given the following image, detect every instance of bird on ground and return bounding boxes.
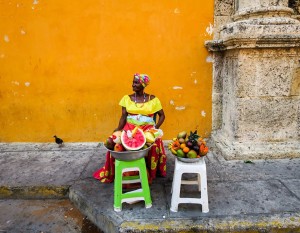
[53,135,64,147]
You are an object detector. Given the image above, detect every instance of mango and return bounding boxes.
[187,150,197,158]
[177,131,187,139]
[176,149,185,158]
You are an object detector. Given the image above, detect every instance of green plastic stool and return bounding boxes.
[114,157,152,212]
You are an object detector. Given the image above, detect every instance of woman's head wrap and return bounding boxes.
[134,73,150,87]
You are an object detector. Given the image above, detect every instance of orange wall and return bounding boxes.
[0,0,213,142]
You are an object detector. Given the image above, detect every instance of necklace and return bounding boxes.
[135,93,146,108]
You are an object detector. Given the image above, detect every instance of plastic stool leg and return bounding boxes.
[170,169,182,212]
[138,158,152,208]
[114,160,123,212]
[200,171,209,213]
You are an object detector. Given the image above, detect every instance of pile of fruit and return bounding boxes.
[104,126,161,152]
[168,130,209,158]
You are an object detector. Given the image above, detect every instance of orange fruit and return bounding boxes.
[180,143,186,149]
[183,147,190,153]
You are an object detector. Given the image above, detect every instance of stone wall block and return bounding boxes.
[221,55,239,138]
[291,65,300,95]
[234,97,299,141]
[256,56,294,96]
[213,52,225,93]
[215,0,234,16]
[235,55,258,97]
[214,16,232,39]
[235,49,299,97]
[212,93,223,130]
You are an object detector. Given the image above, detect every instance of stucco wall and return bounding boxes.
[0,0,214,142]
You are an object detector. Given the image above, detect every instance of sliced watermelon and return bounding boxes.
[121,128,146,151]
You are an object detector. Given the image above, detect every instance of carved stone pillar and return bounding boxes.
[206,0,300,159]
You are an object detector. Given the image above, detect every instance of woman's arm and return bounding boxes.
[114,107,128,131]
[155,109,165,129]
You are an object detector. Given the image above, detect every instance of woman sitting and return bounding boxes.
[93,73,166,184]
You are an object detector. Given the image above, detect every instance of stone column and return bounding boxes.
[206,0,300,160]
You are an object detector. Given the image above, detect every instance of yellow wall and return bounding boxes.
[0,0,213,142]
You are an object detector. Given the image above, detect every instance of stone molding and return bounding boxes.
[206,19,300,51]
[212,131,300,160]
[233,6,294,21]
[206,35,300,51]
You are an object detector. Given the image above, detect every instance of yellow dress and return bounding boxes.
[93,95,167,184]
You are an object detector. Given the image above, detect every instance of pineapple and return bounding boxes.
[186,130,200,152]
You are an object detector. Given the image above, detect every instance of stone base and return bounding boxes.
[212,131,300,160]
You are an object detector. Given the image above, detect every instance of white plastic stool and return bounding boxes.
[170,157,209,213]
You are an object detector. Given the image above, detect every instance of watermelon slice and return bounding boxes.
[121,127,146,151]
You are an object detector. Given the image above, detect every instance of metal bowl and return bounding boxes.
[106,146,152,161]
[177,156,202,163]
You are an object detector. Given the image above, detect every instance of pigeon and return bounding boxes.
[54,135,64,147]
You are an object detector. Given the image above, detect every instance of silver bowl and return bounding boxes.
[106,146,152,161]
[177,156,202,163]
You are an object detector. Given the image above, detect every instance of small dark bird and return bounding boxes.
[54,135,64,147]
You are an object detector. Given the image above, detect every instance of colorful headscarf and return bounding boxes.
[134,73,150,87]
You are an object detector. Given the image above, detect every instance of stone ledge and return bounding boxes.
[211,132,300,160]
[206,36,300,51]
[0,142,100,152]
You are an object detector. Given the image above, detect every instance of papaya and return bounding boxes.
[199,144,209,156]
[172,140,181,151]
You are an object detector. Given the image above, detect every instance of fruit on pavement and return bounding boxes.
[121,128,146,150]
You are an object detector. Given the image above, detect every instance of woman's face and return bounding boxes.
[132,78,144,92]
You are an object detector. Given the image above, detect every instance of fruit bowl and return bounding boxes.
[168,130,209,162]
[177,157,202,163]
[105,145,152,161]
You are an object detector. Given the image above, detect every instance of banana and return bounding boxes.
[170,148,177,155]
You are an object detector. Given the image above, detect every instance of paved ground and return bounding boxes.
[0,142,299,233]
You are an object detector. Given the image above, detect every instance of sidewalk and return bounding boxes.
[0,142,299,233]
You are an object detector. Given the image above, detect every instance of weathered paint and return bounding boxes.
[0,0,213,142]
